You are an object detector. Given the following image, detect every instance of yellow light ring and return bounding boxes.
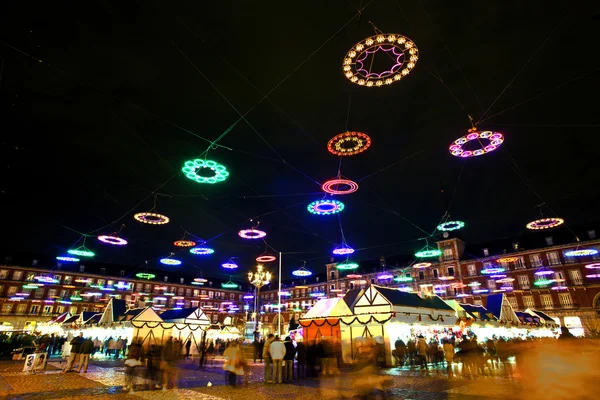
[327,131,372,156]
[343,33,418,87]
[525,217,565,230]
[134,212,170,225]
[174,240,196,247]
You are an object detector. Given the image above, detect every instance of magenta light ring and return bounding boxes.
[449,131,504,158]
[333,243,355,255]
[534,269,554,276]
[322,179,359,195]
[472,289,489,294]
[499,286,514,291]
[490,274,507,279]
[586,274,600,278]
[551,286,568,290]
[98,235,128,246]
[481,267,505,274]
[377,273,393,280]
[307,199,345,215]
[190,247,214,255]
[585,263,600,269]
[222,262,238,269]
[238,229,267,239]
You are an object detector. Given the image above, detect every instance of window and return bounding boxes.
[523,296,535,308]
[588,229,597,239]
[316,277,320,283]
[529,254,543,267]
[34,288,44,298]
[30,305,39,314]
[43,305,53,314]
[514,257,526,269]
[178,288,184,295]
[3,304,12,312]
[512,242,519,251]
[487,280,497,290]
[483,248,489,257]
[17,304,27,313]
[56,306,64,314]
[554,271,565,283]
[540,294,553,309]
[80,265,86,272]
[63,275,72,284]
[350,283,354,290]
[547,252,561,266]
[568,269,583,285]
[443,248,454,260]
[0,270,9,279]
[7,286,17,296]
[26,273,35,282]
[100,268,106,274]
[447,267,455,276]
[107,280,114,287]
[433,269,439,279]
[418,271,425,280]
[371,278,375,284]
[517,275,530,290]
[330,271,335,280]
[180,278,185,284]
[558,293,573,308]
[507,296,518,310]
[208,291,214,299]
[467,264,477,276]
[118,269,124,276]
[193,289,199,297]
[13,271,23,281]
[185,289,191,297]
[330,284,335,290]
[543,236,555,247]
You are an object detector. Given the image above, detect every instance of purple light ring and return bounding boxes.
[238,229,267,239]
[98,235,127,246]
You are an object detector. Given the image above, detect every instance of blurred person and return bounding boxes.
[124,338,143,393]
[120,337,128,358]
[146,344,162,390]
[283,336,296,382]
[393,338,406,367]
[295,340,306,379]
[320,338,334,375]
[443,338,455,378]
[269,335,286,384]
[185,339,192,358]
[407,338,416,367]
[107,337,117,357]
[486,337,498,369]
[253,336,260,363]
[417,335,428,373]
[223,341,244,387]
[427,339,438,366]
[174,338,183,359]
[64,332,84,373]
[262,333,275,383]
[161,338,178,390]
[306,341,317,377]
[77,337,94,373]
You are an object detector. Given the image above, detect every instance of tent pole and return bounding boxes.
[278,251,282,337]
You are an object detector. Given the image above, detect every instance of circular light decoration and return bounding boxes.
[490,274,507,279]
[332,243,354,255]
[182,159,230,184]
[194,278,208,283]
[438,276,455,281]
[551,286,568,290]
[221,279,238,289]
[394,276,413,283]
[433,289,446,295]
[467,282,481,287]
[437,221,465,232]
[534,279,553,286]
[56,256,80,263]
[414,247,442,258]
[322,179,359,195]
[310,292,325,298]
[160,258,182,265]
[565,249,599,257]
[307,199,345,215]
[327,131,372,156]
[526,217,565,230]
[256,253,276,263]
[136,273,155,280]
[75,278,92,283]
[481,267,505,274]
[586,274,600,279]
[174,240,196,248]
[413,262,432,269]
[336,261,359,270]
[238,229,267,239]
[472,289,490,294]
[449,131,504,158]
[292,267,312,277]
[191,281,204,286]
[70,293,83,302]
[243,294,254,300]
[190,247,214,255]
[496,278,515,283]
[534,268,554,276]
[222,259,239,269]
[346,274,362,279]
[456,293,472,298]
[585,263,600,269]
[343,33,418,87]
[134,212,170,225]
[98,235,128,246]
[497,257,518,263]
[67,247,95,257]
[377,273,393,280]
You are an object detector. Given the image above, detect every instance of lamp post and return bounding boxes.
[248,264,271,335]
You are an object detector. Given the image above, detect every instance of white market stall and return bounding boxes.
[159,307,211,355]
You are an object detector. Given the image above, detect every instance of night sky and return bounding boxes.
[1,1,599,280]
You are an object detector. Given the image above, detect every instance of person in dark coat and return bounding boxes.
[185,339,192,358]
[283,337,296,382]
[295,341,306,379]
[306,341,317,377]
[77,337,94,373]
[64,332,84,372]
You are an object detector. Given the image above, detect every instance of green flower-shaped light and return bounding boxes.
[182,159,229,184]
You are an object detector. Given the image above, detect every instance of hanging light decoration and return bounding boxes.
[292,262,312,277]
[534,278,553,286]
[343,33,419,87]
[526,217,564,230]
[98,235,127,246]
[182,159,230,184]
[135,273,156,280]
[393,276,413,283]
[336,261,359,270]
[322,179,359,195]
[472,288,490,294]
[437,221,465,232]
[377,272,393,280]
[256,251,276,263]
[346,274,362,279]
[190,247,215,255]
[565,249,598,257]
[307,199,345,215]
[327,131,372,156]
[534,267,554,276]
[481,266,505,274]
[585,263,600,269]
[67,239,95,258]
[438,276,455,281]
[238,228,267,239]
[174,240,196,248]
[467,282,481,287]
[332,243,354,255]
[221,278,239,289]
[160,257,182,266]
[497,257,518,263]
[449,130,504,158]
[134,212,170,225]
[56,256,80,262]
[412,262,432,269]
[414,245,442,258]
[222,258,239,269]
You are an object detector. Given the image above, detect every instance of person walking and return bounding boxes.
[124,338,144,393]
[269,336,286,384]
[262,334,275,383]
[223,341,244,387]
[295,340,306,379]
[77,337,94,373]
[185,339,192,359]
[64,332,84,372]
[417,335,429,373]
[443,339,455,378]
[283,336,296,382]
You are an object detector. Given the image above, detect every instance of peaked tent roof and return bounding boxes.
[376,286,454,311]
[84,313,102,324]
[123,307,162,323]
[99,299,127,324]
[342,288,363,310]
[77,312,97,324]
[460,304,497,321]
[525,309,556,324]
[159,307,210,325]
[50,311,71,324]
[63,314,80,324]
[301,298,353,319]
[484,293,520,323]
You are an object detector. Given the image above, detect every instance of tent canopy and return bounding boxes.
[301,298,353,320]
[159,307,210,326]
[99,299,127,324]
[353,285,455,316]
[124,307,162,323]
[484,294,520,323]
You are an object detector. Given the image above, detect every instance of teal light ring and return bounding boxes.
[337,262,359,270]
[56,256,80,262]
[67,248,95,257]
[437,220,465,232]
[307,200,345,215]
[182,159,230,184]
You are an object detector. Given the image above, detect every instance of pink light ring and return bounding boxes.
[585,263,600,269]
[97,235,128,246]
[322,179,359,195]
[551,286,569,290]
[586,273,600,278]
[534,270,554,276]
[238,229,267,239]
[377,273,394,280]
[490,274,507,279]
[449,131,504,158]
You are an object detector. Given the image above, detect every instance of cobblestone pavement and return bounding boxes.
[0,357,581,400]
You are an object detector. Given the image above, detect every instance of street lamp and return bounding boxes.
[248,264,271,335]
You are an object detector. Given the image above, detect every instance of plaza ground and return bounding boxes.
[0,355,595,400]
